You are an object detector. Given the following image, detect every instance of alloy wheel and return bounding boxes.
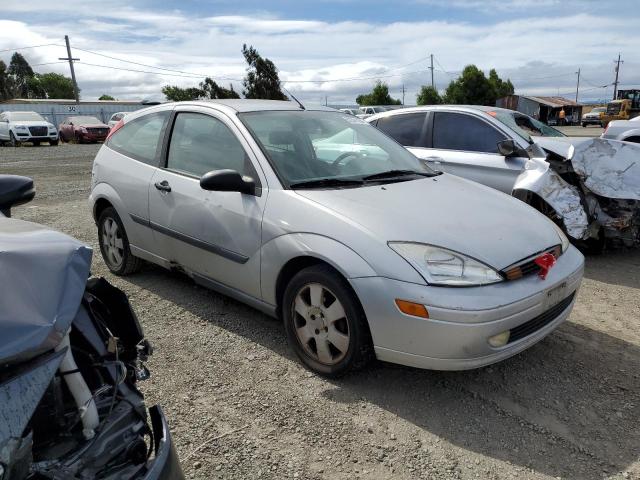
[101,217,124,269]
[292,283,350,365]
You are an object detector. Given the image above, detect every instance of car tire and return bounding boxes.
[9,132,18,147]
[33,141,40,146]
[50,139,59,146]
[282,264,374,377]
[75,133,82,144]
[97,207,142,275]
[581,123,586,127]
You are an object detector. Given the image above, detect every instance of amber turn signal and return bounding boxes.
[395,299,429,318]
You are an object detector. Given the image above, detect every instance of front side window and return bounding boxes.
[491,110,564,140]
[240,110,432,187]
[433,112,507,153]
[376,113,426,147]
[166,112,252,178]
[107,111,170,165]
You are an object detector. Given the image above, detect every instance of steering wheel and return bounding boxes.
[332,151,363,167]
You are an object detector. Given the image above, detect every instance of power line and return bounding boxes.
[76,61,221,79]
[0,43,60,54]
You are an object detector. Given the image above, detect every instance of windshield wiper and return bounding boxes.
[362,169,439,182]
[289,178,364,189]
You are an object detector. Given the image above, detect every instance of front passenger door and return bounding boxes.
[424,112,526,193]
[148,107,267,299]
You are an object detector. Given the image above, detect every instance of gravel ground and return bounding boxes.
[1,144,639,480]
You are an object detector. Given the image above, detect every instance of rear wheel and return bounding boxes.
[97,207,142,275]
[282,265,373,377]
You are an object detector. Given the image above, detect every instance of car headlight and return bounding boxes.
[388,242,503,286]
[549,221,570,253]
[14,125,28,130]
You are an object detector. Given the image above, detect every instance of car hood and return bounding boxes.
[533,136,640,200]
[78,123,109,129]
[0,217,92,365]
[295,174,561,271]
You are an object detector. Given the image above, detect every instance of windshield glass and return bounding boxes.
[491,110,565,141]
[70,116,103,125]
[8,112,45,122]
[591,107,605,113]
[240,110,432,187]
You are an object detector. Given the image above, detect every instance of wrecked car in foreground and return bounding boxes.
[368,106,640,251]
[0,174,183,479]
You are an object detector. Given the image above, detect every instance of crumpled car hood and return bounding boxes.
[0,217,92,365]
[296,174,561,271]
[533,136,640,200]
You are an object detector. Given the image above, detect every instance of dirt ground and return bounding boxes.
[1,143,638,480]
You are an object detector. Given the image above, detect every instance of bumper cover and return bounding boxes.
[350,246,584,370]
[144,405,184,479]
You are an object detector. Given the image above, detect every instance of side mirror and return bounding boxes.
[0,175,36,218]
[200,169,256,195]
[497,139,521,157]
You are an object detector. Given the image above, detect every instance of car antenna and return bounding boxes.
[283,86,305,110]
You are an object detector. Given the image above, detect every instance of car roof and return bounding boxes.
[366,104,518,122]
[176,99,336,113]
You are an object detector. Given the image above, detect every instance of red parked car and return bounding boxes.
[59,115,110,143]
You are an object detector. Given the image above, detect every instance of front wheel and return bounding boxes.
[282,265,373,377]
[9,132,18,147]
[97,207,142,275]
[50,139,59,146]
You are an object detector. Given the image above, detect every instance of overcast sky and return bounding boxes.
[1,0,638,104]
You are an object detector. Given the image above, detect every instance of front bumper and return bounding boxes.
[144,405,184,479]
[14,132,58,142]
[350,246,584,370]
[80,132,108,142]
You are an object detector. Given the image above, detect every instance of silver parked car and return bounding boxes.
[90,100,584,376]
[0,111,59,146]
[368,105,640,250]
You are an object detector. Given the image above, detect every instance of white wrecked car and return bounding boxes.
[368,106,640,251]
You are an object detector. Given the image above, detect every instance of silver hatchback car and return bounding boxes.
[90,100,584,376]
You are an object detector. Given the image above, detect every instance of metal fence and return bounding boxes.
[0,103,147,126]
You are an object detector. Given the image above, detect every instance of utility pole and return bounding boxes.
[59,35,80,103]
[612,53,623,100]
[575,68,580,103]
[402,84,405,105]
[429,54,435,89]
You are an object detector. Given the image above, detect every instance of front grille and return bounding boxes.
[508,291,575,344]
[502,245,562,281]
[88,128,108,135]
[28,126,48,136]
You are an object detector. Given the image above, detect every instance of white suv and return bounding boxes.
[0,111,59,146]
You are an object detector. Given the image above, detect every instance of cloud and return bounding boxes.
[0,3,637,104]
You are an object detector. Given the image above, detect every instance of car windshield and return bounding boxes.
[240,110,433,188]
[591,107,605,113]
[8,112,45,121]
[491,110,565,141]
[70,116,102,125]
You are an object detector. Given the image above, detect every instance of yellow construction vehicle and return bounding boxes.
[601,89,640,126]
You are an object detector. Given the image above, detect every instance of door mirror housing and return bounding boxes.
[0,175,36,217]
[497,139,523,157]
[200,169,256,195]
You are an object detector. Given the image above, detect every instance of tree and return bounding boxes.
[0,60,16,101]
[99,94,115,100]
[356,81,402,106]
[200,78,240,99]
[488,69,514,101]
[241,44,287,100]
[416,85,442,105]
[162,77,240,101]
[32,73,75,99]
[443,65,514,106]
[8,52,35,98]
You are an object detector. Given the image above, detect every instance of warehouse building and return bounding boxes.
[496,95,583,126]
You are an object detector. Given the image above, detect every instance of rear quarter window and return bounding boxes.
[107,111,170,166]
[376,113,427,147]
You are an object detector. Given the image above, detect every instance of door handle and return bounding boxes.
[154,180,171,192]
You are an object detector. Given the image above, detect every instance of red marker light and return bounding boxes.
[534,253,556,280]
